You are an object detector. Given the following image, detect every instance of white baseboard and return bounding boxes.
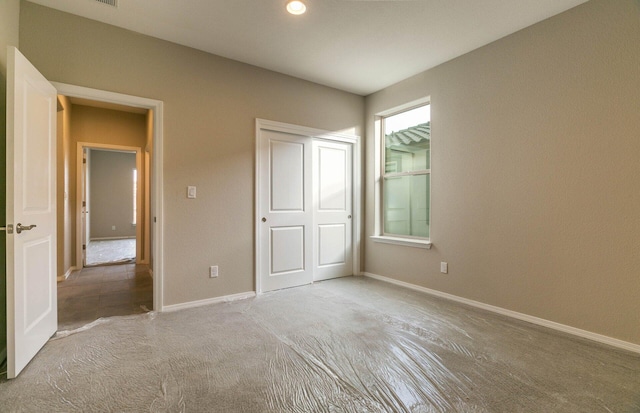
[57,266,79,282]
[162,291,256,312]
[363,272,640,354]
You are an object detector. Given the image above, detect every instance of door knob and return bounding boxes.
[348,215,352,219]
[16,223,37,234]
[262,217,267,222]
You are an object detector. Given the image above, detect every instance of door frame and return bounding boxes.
[76,144,144,266]
[255,119,361,293]
[54,82,165,310]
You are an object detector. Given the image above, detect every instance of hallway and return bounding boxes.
[57,264,153,330]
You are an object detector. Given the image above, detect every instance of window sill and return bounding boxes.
[370,235,432,249]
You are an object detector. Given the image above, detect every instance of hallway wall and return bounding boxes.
[89,150,137,239]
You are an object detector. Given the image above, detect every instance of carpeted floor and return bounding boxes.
[86,238,136,266]
[1,276,639,412]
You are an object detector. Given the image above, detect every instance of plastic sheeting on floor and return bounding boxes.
[1,277,639,412]
[86,238,136,266]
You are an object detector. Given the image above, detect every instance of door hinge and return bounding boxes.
[82,244,86,250]
[82,201,86,207]
[83,158,87,164]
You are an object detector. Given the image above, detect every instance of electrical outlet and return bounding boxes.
[440,262,448,274]
[187,186,197,199]
[112,225,116,231]
[209,265,218,278]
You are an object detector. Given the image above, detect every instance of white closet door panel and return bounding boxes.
[313,140,353,281]
[258,129,313,292]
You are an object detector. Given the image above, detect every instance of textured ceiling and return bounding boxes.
[27,0,588,95]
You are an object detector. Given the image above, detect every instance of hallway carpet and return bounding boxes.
[86,238,136,266]
[1,277,638,412]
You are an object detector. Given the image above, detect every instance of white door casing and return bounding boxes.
[256,119,360,293]
[6,47,58,378]
[312,139,353,281]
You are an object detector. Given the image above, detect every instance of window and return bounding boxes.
[132,168,138,225]
[374,102,431,247]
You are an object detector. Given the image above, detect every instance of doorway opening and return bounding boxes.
[53,84,164,330]
[82,147,141,267]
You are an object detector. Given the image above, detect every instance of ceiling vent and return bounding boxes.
[94,0,118,7]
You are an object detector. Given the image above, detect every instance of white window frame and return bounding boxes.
[371,97,432,249]
[132,168,138,226]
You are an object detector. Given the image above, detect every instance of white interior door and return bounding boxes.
[313,139,353,281]
[258,129,313,292]
[6,47,58,378]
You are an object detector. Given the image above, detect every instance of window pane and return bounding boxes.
[384,105,430,173]
[133,169,137,225]
[383,174,430,238]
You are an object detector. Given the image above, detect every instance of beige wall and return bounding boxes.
[1,0,21,363]
[19,2,365,306]
[71,105,147,149]
[89,150,137,239]
[365,0,640,345]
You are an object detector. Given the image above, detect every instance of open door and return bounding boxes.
[5,47,58,378]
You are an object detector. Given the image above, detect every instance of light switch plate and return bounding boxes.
[187,186,196,199]
[440,262,448,274]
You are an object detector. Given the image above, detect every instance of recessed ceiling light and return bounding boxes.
[286,0,306,15]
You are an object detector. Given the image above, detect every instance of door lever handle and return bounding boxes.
[16,223,37,234]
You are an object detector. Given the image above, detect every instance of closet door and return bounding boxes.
[313,140,353,281]
[257,129,313,292]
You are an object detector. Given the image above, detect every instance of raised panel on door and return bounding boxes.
[270,140,304,212]
[313,140,353,281]
[258,129,313,292]
[318,224,346,266]
[270,226,305,274]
